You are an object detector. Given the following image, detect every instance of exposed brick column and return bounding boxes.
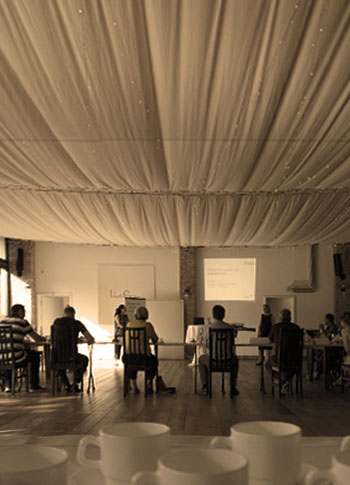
[334,243,350,320]
[7,239,36,328]
[179,247,196,342]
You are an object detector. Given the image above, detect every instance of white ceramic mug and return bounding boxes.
[77,422,170,483]
[211,421,301,485]
[0,445,68,485]
[305,435,350,485]
[131,448,248,485]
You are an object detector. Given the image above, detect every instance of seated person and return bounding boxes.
[266,308,302,393]
[123,306,158,394]
[51,306,94,392]
[0,304,47,392]
[198,305,239,396]
[340,312,350,364]
[313,313,339,378]
[320,313,339,339]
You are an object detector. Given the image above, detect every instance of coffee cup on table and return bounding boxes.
[132,448,248,485]
[77,422,170,484]
[210,420,302,485]
[0,444,68,485]
[305,435,350,485]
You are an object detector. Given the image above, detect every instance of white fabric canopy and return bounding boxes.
[0,0,349,246]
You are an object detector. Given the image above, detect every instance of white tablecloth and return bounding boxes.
[1,433,342,484]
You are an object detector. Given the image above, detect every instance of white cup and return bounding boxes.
[77,422,170,483]
[211,421,301,485]
[131,448,248,485]
[0,445,68,485]
[305,435,350,485]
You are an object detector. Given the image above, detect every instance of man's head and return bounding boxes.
[263,304,271,315]
[134,306,149,321]
[64,306,76,319]
[212,305,225,321]
[10,304,25,319]
[280,308,291,323]
[325,313,334,325]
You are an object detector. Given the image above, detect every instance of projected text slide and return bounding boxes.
[204,258,256,301]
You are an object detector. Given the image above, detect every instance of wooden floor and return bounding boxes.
[0,360,349,437]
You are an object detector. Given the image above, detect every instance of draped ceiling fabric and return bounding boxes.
[0,0,349,247]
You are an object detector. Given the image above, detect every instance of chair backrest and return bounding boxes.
[123,327,147,367]
[209,328,234,372]
[0,325,15,366]
[51,324,76,366]
[276,326,303,373]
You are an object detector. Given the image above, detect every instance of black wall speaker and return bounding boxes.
[16,248,24,276]
[333,253,345,280]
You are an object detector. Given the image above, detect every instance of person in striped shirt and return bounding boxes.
[0,304,47,392]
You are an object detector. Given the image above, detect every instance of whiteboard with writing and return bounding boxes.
[204,258,256,301]
[98,264,155,328]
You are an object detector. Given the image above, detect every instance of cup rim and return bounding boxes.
[334,450,350,468]
[0,445,68,475]
[99,422,170,439]
[158,447,248,476]
[231,421,301,438]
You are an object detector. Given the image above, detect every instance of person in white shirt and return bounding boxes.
[198,305,239,396]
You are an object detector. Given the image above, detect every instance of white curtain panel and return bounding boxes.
[0,0,349,246]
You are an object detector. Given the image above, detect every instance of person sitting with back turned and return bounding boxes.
[266,308,302,394]
[0,304,47,392]
[123,306,158,394]
[51,306,95,392]
[198,305,239,396]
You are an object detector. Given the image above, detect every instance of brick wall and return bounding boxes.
[7,239,36,328]
[334,243,350,319]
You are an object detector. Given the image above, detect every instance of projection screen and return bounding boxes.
[204,258,256,301]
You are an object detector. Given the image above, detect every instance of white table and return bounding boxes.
[1,434,343,484]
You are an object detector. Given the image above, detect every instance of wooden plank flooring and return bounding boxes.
[0,360,349,437]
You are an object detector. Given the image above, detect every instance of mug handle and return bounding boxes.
[131,471,161,484]
[340,435,350,452]
[305,469,336,484]
[210,436,233,450]
[77,435,101,469]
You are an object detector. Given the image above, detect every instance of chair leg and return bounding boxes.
[11,369,15,397]
[278,373,282,399]
[144,371,147,397]
[25,364,29,393]
[221,373,225,395]
[52,371,56,396]
[208,371,212,399]
[123,366,128,397]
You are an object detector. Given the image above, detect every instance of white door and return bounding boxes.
[37,295,70,336]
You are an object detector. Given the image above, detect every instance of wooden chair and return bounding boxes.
[50,325,83,396]
[271,327,303,398]
[123,327,148,397]
[0,325,29,396]
[341,363,350,393]
[208,328,235,398]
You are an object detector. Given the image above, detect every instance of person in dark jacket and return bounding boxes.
[256,304,275,365]
[114,304,129,363]
[52,306,94,392]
